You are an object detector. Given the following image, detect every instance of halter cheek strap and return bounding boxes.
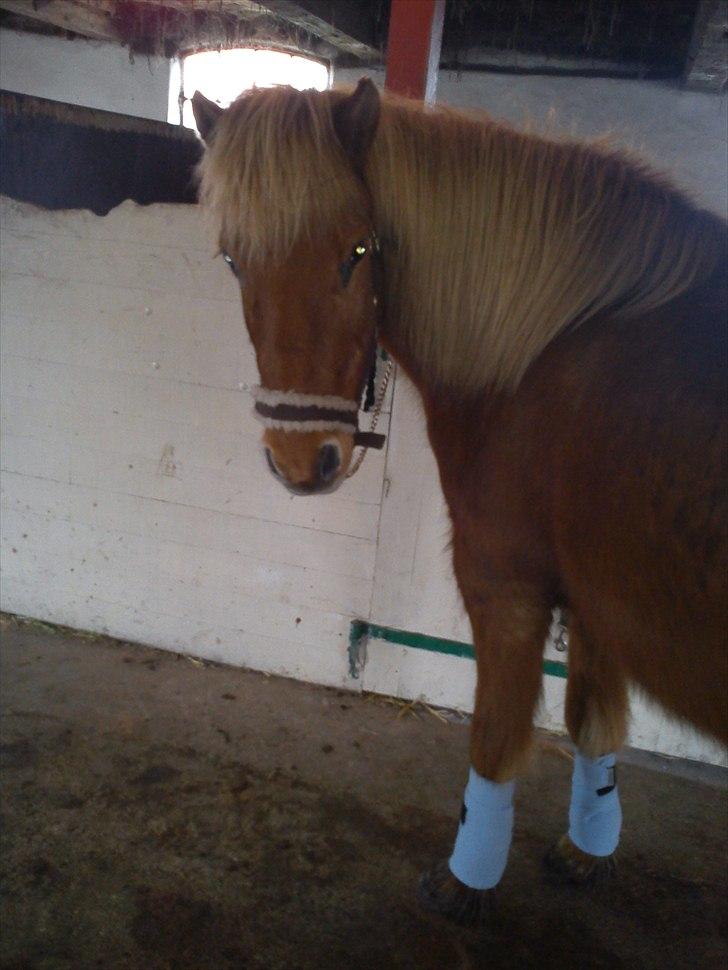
[252,387,386,449]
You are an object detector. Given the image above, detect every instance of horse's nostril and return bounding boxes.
[318,443,341,482]
[265,448,281,479]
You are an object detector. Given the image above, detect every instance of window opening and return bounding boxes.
[168,48,330,131]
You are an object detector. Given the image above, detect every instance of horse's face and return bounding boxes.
[230,220,379,494]
[193,80,381,495]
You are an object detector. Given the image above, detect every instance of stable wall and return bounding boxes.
[0,197,389,689]
[0,28,170,121]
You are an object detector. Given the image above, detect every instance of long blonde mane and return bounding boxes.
[198,86,723,391]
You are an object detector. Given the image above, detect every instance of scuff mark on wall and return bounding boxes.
[158,444,178,478]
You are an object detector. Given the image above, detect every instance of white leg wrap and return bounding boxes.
[448,767,515,890]
[568,751,622,857]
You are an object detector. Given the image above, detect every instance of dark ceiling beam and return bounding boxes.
[683,0,728,92]
[0,0,119,41]
[123,0,342,61]
[0,0,379,62]
[255,1,379,62]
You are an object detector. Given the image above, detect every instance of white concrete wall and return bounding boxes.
[0,197,388,689]
[0,28,171,120]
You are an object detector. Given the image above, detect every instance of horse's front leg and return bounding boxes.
[419,580,552,926]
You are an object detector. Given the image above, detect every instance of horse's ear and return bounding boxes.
[191,91,223,145]
[332,78,380,170]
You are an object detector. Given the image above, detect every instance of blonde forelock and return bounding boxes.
[196,86,370,264]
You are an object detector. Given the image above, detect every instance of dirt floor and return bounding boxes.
[1,615,726,970]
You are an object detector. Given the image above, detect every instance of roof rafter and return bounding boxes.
[256,2,378,62]
[0,0,118,42]
[0,0,379,62]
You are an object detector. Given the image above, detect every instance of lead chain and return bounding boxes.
[347,357,394,479]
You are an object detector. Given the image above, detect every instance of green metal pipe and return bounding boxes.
[348,619,568,680]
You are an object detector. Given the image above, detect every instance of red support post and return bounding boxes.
[384,0,446,103]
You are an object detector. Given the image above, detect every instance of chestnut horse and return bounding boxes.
[192,80,727,924]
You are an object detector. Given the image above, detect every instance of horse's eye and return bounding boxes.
[340,240,369,287]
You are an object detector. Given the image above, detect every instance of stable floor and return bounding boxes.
[1,616,726,970]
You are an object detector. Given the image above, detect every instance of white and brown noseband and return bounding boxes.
[252,387,385,450]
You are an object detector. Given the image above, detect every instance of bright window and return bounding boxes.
[168,49,330,130]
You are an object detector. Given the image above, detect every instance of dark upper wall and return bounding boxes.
[0,90,201,214]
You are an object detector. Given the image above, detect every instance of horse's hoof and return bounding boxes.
[417,859,495,927]
[544,833,617,885]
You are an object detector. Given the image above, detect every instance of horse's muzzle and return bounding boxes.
[265,442,342,495]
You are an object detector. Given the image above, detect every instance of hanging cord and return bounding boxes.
[347,356,394,479]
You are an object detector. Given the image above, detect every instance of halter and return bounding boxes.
[252,365,389,452]
[251,231,391,474]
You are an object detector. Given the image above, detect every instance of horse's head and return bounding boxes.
[193,80,381,495]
